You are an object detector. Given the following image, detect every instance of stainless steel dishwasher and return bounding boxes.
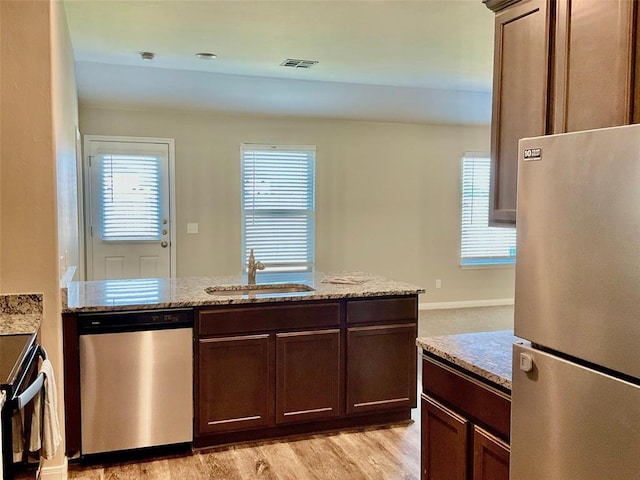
[78,309,193,455]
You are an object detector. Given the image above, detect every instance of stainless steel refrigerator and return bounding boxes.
[511,124,640,480]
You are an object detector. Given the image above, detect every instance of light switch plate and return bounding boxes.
[187,223,199,234]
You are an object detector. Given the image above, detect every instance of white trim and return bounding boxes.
[60,266,77,286]
[75,126,86,281]
[240,143,316,152]
[39,457,68,479]
[459,263,515,270]
[82,135,177,279]
[419,298,514,310]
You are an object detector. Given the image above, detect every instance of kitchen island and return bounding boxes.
[62,273,424,455]
[417,330,523,480]
[62,272,423,312]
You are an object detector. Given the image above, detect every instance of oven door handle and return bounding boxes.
[16,345,48,410]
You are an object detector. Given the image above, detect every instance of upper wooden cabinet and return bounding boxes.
[485,0,640,225]
[553,0,638,133]
[489,0,552,225]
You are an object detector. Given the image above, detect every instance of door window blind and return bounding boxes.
[241,145,315,272]
[99,154,162,241]
[460,153,516,266]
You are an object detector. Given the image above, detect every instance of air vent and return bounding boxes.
[280,59,319,69]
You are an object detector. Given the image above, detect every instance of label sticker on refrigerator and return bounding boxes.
[523,148,542,161]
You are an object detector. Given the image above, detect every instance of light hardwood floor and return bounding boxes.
[63,420,420,480]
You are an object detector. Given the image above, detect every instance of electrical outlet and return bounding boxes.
[435,279,442,289]
[187,223,199,234]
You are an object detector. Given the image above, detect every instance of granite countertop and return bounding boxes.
[0,293,43,335]
[417,330,526,391]
[63,272,425,313]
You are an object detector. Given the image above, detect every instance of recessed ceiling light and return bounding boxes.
[196,52,217,60]
[140,51,156,61]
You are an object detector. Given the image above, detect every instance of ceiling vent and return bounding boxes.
[280,59,319,69]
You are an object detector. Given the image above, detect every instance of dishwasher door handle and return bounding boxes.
[16,345,48,409]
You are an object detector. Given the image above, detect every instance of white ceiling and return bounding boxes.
[64,0,495,125]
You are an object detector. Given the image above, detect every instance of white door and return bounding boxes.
[85,137,174,280]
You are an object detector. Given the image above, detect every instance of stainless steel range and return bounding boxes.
[0,333,45,480]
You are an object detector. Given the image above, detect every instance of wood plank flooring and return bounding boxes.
[61,420,420,480]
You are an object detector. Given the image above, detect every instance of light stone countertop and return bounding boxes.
[0,293,43,335]
[417,330,526,391]
[63,272,425,313]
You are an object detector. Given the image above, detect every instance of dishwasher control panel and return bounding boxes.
[78,308,193,334]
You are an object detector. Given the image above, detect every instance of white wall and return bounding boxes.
[79,107,515,303]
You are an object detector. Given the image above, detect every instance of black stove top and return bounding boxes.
[0,333,36,391]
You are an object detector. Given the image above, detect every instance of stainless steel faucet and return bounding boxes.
[247,249,265,284]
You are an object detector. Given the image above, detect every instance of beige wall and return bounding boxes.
[1,0,79,475]
[80,107,514,303]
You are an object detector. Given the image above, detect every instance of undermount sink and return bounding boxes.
[205,283,315,296]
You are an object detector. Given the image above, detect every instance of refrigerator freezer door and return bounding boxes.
[511,344,640,480]
[515,124,640,379]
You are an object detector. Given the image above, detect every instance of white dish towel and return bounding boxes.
[29,359,62,459]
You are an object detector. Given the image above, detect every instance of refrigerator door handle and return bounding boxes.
[518,352,533,372]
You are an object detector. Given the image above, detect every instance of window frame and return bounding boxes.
[240,144,316,274]
[460,152,516,268]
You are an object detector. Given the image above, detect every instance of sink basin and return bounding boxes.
[205,283,315,296]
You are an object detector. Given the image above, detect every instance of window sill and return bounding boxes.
[459,263,515,270]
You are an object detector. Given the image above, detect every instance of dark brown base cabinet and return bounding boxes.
[473,426,510,480]
[347,324,417,414]
[276,329,341,424]
[421,395,469,479]
[421,354,510,480]
[195,296,418,448]
[198,334,273,434]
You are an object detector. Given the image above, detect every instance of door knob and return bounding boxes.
[161,241,169,248]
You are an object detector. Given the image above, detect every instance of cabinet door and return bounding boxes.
[197,334,272,434]
[490,0,552,225]
[473,426,510,480]
[346,323,417,414]
[553,0,637,133]
[421,394,469,480]
[275,329,341,424]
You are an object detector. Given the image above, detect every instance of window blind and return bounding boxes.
[241,145,315,272]
[99,154,162,241]
[460,153,516,266]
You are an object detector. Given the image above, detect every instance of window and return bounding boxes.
[99,154,163,241]
[241,144,315,272]
[460,153,516,266]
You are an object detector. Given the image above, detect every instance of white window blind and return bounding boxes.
[460,153,516,266]
[241,145,315,272]
[99,154,162,241]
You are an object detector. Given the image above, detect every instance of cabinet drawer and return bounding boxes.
[346,296,417,325]
[422,355,511,441]
[198,301,340,336]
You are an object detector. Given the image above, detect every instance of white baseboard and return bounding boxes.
[39,457,68,480]
[419,298,514,310]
